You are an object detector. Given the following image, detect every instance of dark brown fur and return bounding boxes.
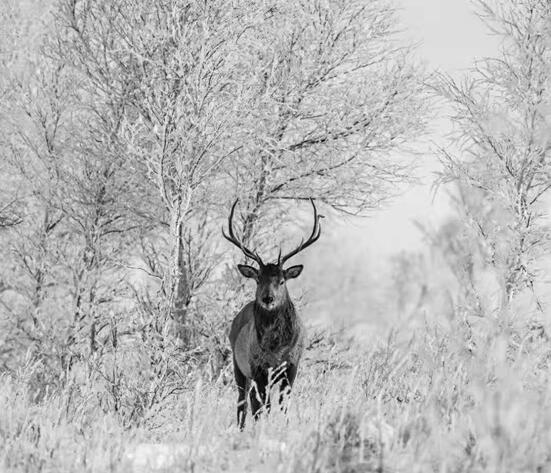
[229,267,306,429]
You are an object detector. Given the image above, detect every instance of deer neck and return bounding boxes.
[253,299,297,349]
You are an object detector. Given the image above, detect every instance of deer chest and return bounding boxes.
[234,316,305,379]
[234,320,304,378]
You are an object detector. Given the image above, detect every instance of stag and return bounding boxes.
[224,199,322,430]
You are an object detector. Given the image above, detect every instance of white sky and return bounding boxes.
[403,0,499,73]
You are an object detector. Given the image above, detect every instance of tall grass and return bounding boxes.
[2,317,550,473]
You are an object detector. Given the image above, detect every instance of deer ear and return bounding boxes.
[284,265,303,280]
[237,264,258,280]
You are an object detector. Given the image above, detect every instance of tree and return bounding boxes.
[51,0,258,336]
[50,0,429,335]
[436,0,551,314]
[0,0,140,381]
[0,1,52,228]
[226,0,429,245]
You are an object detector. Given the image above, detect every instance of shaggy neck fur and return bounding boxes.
[253,299,298,351]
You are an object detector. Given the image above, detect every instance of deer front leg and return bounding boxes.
[233,357,248,430]
[278,363,297,407]
[250,369,270,420]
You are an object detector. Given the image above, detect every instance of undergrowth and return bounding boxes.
[1,318,550,473]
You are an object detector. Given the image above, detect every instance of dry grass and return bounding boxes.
[2,319,551,473]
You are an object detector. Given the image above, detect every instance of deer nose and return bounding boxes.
[263,295,274,305]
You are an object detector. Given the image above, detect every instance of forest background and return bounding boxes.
[1,0,550,472]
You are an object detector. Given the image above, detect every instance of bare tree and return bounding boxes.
[52,0,254,335]
[0,0,139,380]
[436,0,551,312]
[0,1,52,228]
[225,0,429,246]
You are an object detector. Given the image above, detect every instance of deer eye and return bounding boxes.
[279,280,285,285]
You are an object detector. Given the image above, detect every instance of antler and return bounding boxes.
[278,198,322,266]
[222,199,264,266]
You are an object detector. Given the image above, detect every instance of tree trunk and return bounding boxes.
[171,220,191,343]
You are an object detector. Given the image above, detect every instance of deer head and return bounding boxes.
[223,199,322,312]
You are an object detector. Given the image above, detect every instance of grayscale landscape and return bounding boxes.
[0,0,550,471]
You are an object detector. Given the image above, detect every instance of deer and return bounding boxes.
[223,198,322,430]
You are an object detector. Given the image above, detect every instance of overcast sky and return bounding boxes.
[403,0,499,74]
